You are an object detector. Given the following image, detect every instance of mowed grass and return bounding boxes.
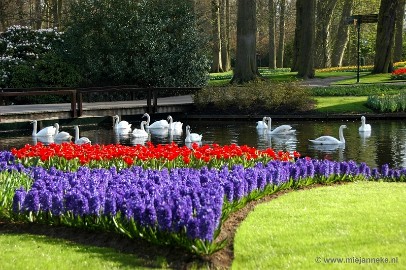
[0,233,167,270]
[314,96,373,113]
[232,181,406,270]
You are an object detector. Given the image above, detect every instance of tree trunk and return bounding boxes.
[393,0,405,62]
[277,0,286,68]
[269,0,276,69]
[373,0,399,73]
[52,0,58,27]
[314,0,338,68]
[295,0,316,79]
[34,0,42,29]
[331,0,353,67]
[211,0,223,73]
[231,0,260,84]
[221,0,231,71]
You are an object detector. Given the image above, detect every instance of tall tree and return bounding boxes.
[393,0,405,62]
[373,0,399,73]
[314,0,338,68]
[277,0,286,68]
[220,0,231,71]
[231,0,260,83]
[293,0,316,78]
[331,0,353,67]
[211,0,223,72]
[269,0,276,69]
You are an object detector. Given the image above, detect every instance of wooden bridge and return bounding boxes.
[0,86,198,128]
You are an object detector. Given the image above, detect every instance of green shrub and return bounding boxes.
[194,81,314,115]
[64,0,209,87]
[366,93,406,112]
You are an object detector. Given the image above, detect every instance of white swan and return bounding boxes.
[132,121,149,138]
[256,116,268,129]
[143,113,169,129]
[185,125,202,143]
[359,116,371,132]
[309,125,347,145]
[167,115,183,131]
[265,117,296,135]
[31,120,56,137]
[53,123,72,141]
[73,125,91,145]
[113,115,132,134]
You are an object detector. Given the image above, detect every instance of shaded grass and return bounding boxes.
[232,181,406,270]
[0,232,163,270]
[313,96,373,113]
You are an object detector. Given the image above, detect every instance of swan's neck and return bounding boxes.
[32,121,37,136]
[75,127,79,141]
[339,127,345,143]
[168,117,173,125]
[267,118,272,131]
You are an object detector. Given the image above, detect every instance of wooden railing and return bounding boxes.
[0,86,200,117]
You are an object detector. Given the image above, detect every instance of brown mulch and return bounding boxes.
[0,184,344,269]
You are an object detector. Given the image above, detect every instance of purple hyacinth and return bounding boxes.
[12,187,26,213]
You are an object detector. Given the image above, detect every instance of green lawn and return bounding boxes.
[314,96,373,113]
[0,233,166,270]
[232,181,406,270]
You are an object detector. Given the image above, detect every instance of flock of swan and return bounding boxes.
[30,114,371,147]
[31,113,202,145]
[257,115,371,146]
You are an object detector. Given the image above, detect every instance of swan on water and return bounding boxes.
[359,116,371,132]
[113,115,132,134]
[256,116,268,129]
[73,125,91,145]
[54,123,72,141]
[167,115,183,131]
[185,125,202,143]
[265,117,296,135]
[309,125,347,145]
[132,121,149,138]
[31,120,56,137]
[142,113,169,129]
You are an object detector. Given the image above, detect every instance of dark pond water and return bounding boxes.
[1,118,405,169]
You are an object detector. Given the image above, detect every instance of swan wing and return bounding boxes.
[76,137,91,145]
[36,126,56,136]
[359,124,371,132]
[55,131,72,141]
[256,121,267,129]
[132,129,149,138]
[148,120,169,129]
[309,136,341,145]
[270,125,295,135]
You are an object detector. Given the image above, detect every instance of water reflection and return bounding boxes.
[1,119,405,169]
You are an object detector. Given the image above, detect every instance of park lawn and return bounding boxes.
[313,96,373,113]
[333,72,406,85]
[0,232,166,270]
[232,181,406,270]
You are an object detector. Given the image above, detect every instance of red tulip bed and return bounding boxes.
[0,142,405,256]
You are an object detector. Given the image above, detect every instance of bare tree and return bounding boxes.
[393,0,405,62]
[314,0,338,68]
[211,0,223,72]
[331,0,353,67]
[269,0,276,69]
[277,0,286,68]
[293,0,316,78]
[231,0,261,83]
[373,0,399,73]
[220,0,231,71]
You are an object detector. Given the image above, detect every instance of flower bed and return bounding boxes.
[391,67,406,80]
[1,144,405,256]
